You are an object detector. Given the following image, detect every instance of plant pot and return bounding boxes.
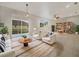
[24,43,28,47]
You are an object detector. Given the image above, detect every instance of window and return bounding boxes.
[12,20,29,34]
[22,21,29,33]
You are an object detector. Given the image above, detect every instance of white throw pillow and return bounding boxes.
[0,34,2,39]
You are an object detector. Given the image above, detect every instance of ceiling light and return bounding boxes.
[54,14,60,19]
[66,5,70,8]
[33,28,37,30]
[25,3,29,17]
[74,2,78,5]
[26,4,28,6]
[26,13,29,17]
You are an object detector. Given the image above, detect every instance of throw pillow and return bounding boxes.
[0,39,5,53]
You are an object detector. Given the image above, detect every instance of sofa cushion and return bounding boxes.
[0,45,4,52]
[1,37,5,42]
[0,50,15,57]
[0,35,2,39]
[0,39,5,52]
[5,39,11,51]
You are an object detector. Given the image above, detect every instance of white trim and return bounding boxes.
[12,19,29,23]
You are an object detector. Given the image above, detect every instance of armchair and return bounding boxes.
[42,34,56,45]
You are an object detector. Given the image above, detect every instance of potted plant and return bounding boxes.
[1,26,8,34]
[0,26,8,38]
[75,25,79,34]
[19,35,32,47]
[22,35,27,38]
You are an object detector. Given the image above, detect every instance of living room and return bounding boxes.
[0,2,79,57]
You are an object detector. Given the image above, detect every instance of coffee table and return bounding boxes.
[19,38,32,47]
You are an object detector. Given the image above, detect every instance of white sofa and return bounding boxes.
[42,34,56,45]
[0,50,15,57]
[0,34,15,57]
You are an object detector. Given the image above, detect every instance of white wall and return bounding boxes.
[0,5,57,37]
[0,6,39,36]
[64,15,79,25]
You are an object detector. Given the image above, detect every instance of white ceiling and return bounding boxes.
[0,2,79,19]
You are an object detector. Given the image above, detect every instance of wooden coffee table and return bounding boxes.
[19,38,32,47]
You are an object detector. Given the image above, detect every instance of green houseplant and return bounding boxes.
[22,35,27,38]
[75,25,79,34]
[0,26,8,40]
[1,26,8,34]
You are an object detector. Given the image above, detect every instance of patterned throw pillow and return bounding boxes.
[0,39,5,53]
[1,37,5,41]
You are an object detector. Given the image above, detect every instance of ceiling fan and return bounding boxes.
[54,14,60,19]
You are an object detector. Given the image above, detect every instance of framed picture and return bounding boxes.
[40,21,48,27]
[40,23,44,27]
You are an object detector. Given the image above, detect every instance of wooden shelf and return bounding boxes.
[56,22,75,33]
